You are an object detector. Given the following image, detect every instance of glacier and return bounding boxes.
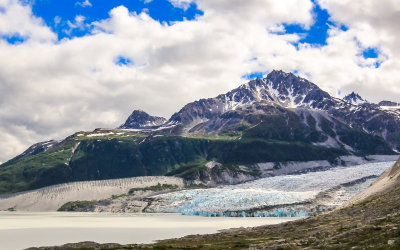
[147,161,395,217]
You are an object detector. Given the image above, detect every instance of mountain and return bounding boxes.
[343,92,367,105]
[168,70,335,126]
[119,110,166,129]
[0,70,399,194]
[168,70,400,152]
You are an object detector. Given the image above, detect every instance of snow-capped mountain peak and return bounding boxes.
[119,70,399,154]
[168,70,336,124]
[343,92,367,105]
[234,70,336,110]
[262,70,331,108]
[221,70,333,110]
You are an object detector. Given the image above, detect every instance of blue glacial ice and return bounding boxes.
[148,161,394,217]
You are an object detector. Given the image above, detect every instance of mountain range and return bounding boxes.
[121,70,400,152]
[0,70,399,194]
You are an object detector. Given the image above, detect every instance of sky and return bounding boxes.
[0,0,400,163]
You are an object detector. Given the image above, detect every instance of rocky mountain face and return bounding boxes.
[119,110,166,129]
[165,70,400,153]
[168,70,335,125]
[343,92,367,105]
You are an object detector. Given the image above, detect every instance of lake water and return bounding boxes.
[0,212,298,250]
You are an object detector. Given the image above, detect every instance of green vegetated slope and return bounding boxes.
[0,127,347,194]
[0,141,78,194]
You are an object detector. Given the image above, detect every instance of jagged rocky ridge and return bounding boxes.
[343,92,367,105]
[171,71,399,151]
[0,70,399,194]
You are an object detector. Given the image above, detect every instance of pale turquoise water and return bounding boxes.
[0,212,298,250]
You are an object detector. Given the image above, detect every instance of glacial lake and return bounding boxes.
[0,212,298,250]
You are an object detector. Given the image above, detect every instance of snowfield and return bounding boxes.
[147,161,395,217]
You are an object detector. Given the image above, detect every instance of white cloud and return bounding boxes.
[76,0,92,8]
[168,0,192,10]
[64,15,88,35]
[303,0,400,98]
[0,0,399,163]
[0,0,55,42]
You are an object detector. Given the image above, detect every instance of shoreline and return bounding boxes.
[0,212,299,250]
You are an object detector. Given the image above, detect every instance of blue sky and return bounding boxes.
[281,1,347,47]
[30,0,203,39]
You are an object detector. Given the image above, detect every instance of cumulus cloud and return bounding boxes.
[307,0,400,99]
[0,0,399,162]
[0,0,55,42]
